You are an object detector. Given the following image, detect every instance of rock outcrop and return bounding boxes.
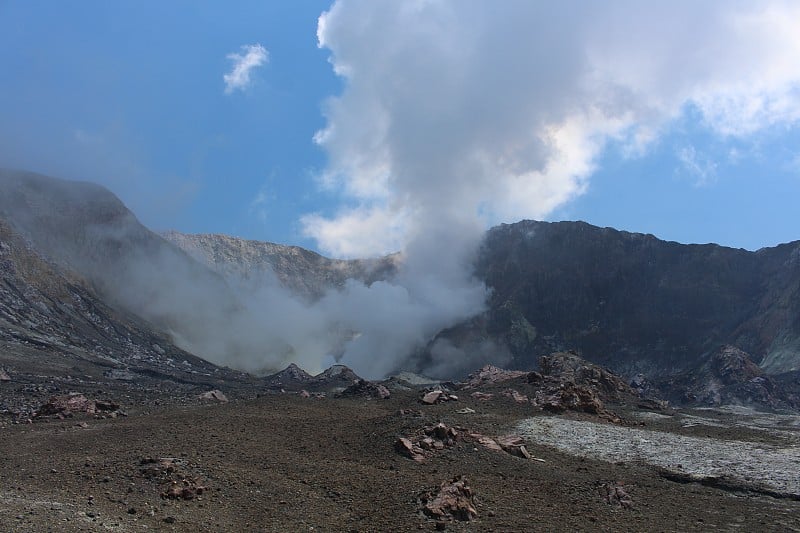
[336,379,391,400]
[420,476,478,522]
[162,231,397,301]
[660,345,797,408]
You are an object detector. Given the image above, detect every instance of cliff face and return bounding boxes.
[459,220,800,380]
[162,231,397,300]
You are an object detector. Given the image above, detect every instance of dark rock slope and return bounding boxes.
[0,169,249,366]
[461,220,800,381]
[0,216,249,390]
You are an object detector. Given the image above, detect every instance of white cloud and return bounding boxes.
[307,0,800,257]
[301,204,408,258]
[249,182,274,224]
[677,145,718,187]
[223,43,268,94]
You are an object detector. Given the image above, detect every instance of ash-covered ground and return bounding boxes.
[2,355,800,532]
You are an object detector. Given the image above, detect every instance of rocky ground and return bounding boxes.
[2,366,800,532]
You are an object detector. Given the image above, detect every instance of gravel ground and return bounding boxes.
[2,390,800,532]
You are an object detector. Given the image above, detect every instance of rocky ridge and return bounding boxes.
[162,230,398,300]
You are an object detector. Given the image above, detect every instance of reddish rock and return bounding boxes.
[0,368,10,381]
[198,390,228,403]
[469,433,503,452]
[161,479,207,500]
[463,365,527,388]
[470,392,494,401]
[337,379,391,400]
[502,389,529,403]
[422,476,478,521]
[299,390,311,398]
[600,482,633,508]
[395,437,425,462]
[495,435,531,459]
[35,393,120,418]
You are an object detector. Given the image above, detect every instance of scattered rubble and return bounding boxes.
[140,457,182,479]
[336,379,391,400]
[198,390,228,403]
[395,423,461,462]
[139,457,208,500]
[420,475,478,521]
[395,422,536,462]
[161,478,208,500]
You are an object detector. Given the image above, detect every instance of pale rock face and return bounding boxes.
[162,231,397,300]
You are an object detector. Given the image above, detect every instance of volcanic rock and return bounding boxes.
[421,476,478,521]
[161,479,207,500]
[538,352,632,401]
[263,363,313,390]
[422,391,443,404]
[0,368,10,382]
[463,365,527,388]
[660,345,794,408]
[35,393,120,418]
[465,219,800,384]
[336,379,391,400]
[502,389,529,403]
[311,365,363,391]
[495,435,532,459]
[600,482,633,509]
[470,392,494,401]
[394,437,425,463]
[198,390,228,403]
[420,390,459,404]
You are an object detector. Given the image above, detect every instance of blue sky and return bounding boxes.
[1,1,799,255]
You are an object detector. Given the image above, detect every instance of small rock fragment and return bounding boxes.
[600,482,633,509]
